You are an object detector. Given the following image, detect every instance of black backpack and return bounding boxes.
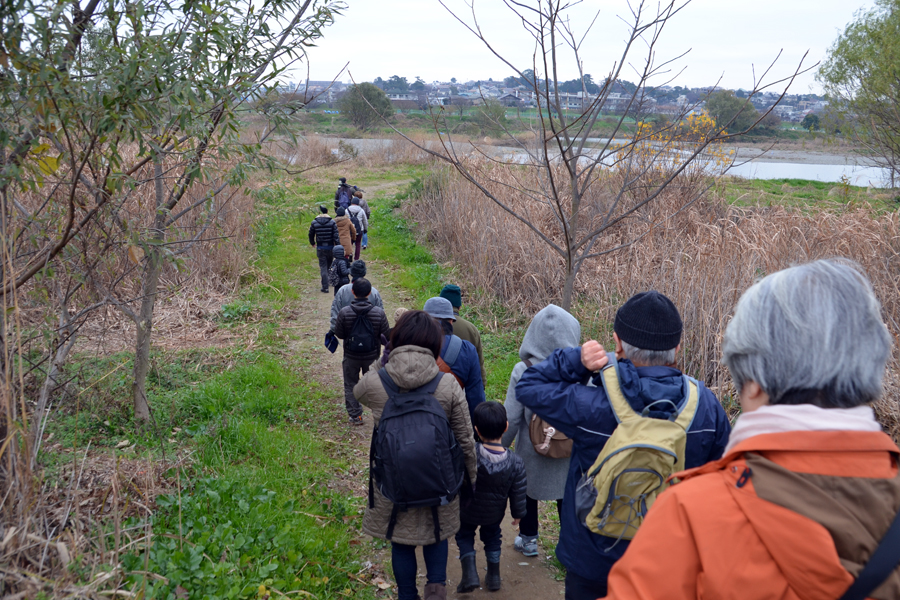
[369,370,466,543]
[348,210,362,236]
[347,304,378,354]
[337,186,352,209]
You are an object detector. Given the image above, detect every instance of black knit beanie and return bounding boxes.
[350,260,367,280]
[614,291,682,351]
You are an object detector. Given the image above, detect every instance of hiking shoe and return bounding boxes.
[320,288,329,293]
[514,535,539,557]
[349,415,364,426]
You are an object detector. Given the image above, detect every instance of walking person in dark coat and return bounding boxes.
[333,278,390,425]
[423,297,486,422]
[439,284,486,383]
[308,206,339,293]
[331,245,351,296]
[514,291,732,600]
[455,401,527,594]
[334,176,354,210]
[330,260,383,333]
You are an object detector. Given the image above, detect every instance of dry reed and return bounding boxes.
[408,163,900,435]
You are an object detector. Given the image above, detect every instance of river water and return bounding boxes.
[726,161,888,186]
[331,138,893,186]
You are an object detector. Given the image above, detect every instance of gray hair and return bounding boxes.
[722,259,891,408]
[621,340,676,367]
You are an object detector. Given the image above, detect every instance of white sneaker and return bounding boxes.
[514,535,539,557]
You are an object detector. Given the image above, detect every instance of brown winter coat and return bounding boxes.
[334,215,357,253]
[354,345,477,546]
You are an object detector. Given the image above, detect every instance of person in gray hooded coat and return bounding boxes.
[501,304,580,557]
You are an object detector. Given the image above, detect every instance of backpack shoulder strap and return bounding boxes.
[443,335,463,366]
[673,376,700,431]
[378,369,400,396]
[523,359,533,368]
[598,354,639,424]
[839,507,900,600]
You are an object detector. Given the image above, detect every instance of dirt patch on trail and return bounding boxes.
[286,183,564,599]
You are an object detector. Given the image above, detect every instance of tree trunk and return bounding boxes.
[561,260,576,311]
[131,246,162,423]
[132,153,166,424]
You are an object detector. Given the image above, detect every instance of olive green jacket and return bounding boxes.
[452,313,485,383]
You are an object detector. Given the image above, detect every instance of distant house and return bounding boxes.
[497,92,524,107]
[386,92,416,102]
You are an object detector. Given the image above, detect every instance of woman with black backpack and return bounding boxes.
[354,310,477,600]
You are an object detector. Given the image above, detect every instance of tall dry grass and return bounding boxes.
[1,144,258,595]
[408,164,900,435]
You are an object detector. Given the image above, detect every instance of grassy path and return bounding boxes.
[279,182,566,599]
[40,173,563,599]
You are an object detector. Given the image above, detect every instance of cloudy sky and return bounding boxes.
[300,0,877,93]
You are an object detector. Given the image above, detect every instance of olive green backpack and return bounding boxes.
[575,354,699,546]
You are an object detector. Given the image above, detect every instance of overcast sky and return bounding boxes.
[299,0,877,93]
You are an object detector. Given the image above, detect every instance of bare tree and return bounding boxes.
[383,0,810,309]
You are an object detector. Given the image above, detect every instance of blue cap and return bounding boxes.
[423,297,456,321]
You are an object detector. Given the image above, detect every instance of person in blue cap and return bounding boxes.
[423,297,486,422]
[439,284,485,383]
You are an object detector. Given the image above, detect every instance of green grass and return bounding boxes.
[45,344,377,599]
[717,176,896,211]
[116,357,374,600]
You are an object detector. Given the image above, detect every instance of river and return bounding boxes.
[328,138,893,186]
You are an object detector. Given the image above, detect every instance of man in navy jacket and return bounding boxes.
[424,296,485,420]
[515,291,731,600]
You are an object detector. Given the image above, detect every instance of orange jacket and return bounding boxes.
[604,430,900,600]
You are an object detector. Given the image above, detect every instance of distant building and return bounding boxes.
[497,92,524,107]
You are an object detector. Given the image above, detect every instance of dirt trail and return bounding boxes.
[287,182,564,599]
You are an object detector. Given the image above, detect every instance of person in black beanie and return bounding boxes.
[513,290,731,600]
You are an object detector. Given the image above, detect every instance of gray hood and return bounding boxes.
[332,245,345,258]
[519,304,581,362]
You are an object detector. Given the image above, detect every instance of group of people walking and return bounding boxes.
[308,177,371,295]
[322,231,900,600]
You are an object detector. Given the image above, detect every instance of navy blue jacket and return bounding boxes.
[514,347,731,583]
[441,334,486,420]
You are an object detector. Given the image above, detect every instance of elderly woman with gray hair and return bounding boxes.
[603,259,900,600]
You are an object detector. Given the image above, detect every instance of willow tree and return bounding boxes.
[0,0,342,444]
[819,0,900,187]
